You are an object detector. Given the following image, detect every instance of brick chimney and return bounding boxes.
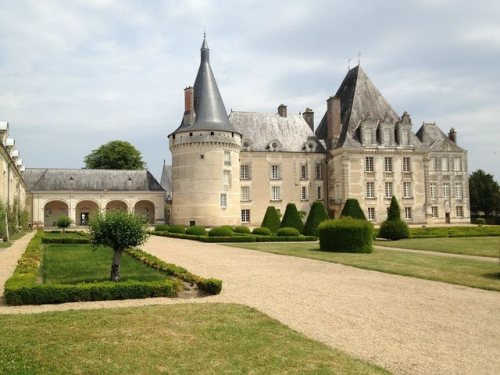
[183,86,194,126]
[278,104,287,117]
[448,127,457,144]
[303,108,314,131]
[327,96,341,141]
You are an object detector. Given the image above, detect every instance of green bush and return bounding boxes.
[252,227,271,236]
[56,216,72,232]
[41,237,90,244]
[386,196,401,221]
[185,225,206,236]
[208,226,234,237]
[318,219,373,253]
[280,203,304,233]
[303,200,329,236]
[474,218,486,225]
[379,197,409,240]
[167,225,186,234]
[197,278,223,295]
[277,227,300,237]
[233,225,251,234]
[155,224,169,232]
[340,199,366,220]
[255,235,317,242]
[261,206,281,233]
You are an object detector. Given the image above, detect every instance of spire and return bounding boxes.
[201,32,209,62]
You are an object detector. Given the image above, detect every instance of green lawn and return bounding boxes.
[41,244,168,284]
[375,237,500,258]
[0,304,387,375]
[42,231,88,239]
[230,243,500,291]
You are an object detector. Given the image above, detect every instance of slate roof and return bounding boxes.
[416,123,465,151]
[229,111,325,153]
[24,168,164,192]
[160,163,172,195]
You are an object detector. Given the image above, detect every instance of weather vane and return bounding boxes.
[347,58,351,71]
[357,51,361,66]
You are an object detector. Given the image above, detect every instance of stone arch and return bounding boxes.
[105,200,128,212]
[44,200,69,227]
[75,200,100,226]
[134,200,155,224]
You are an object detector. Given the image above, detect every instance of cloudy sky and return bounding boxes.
[0,0,499,180]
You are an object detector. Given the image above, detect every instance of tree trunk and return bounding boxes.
[110,248,123,282]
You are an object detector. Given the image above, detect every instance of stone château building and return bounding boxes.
[167,36,470,226]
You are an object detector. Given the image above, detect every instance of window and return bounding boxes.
[383,129,391,145]
[270,165,280,180]
[429,157,436,171]
[405,207,412,219]
[384,157,393,172]
[271,186,281,201]
[455,184,463,199]
[441,157,449,171]
[300,164,308,180]
[431,206,438,218]
[240,164,250,180]
[317,186,322,200]
[402,157,411,172]
[223,170,231,186]
[385,182,393,198]
[364,129,373,144]
[365,157,374,172]
[366,182,375,198]
[403,182,412,198]
[456,206,463,218]
[430,183,437,199]
[301,186,307,200]
[443,183,450,199]
[241,209,250,223]
[315,164,322,179]
[224,151,231,166]
[401,130,409,145]
[241,186,250,202]
[367,207,375,221]
[220,193,227,208]
[454,158,462,171]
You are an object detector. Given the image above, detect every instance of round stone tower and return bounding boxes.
[168,36,241,226]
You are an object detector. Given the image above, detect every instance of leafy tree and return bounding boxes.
[261,206,281,233]
[56,216,72,233]
[469,169,500,216]
[379,196,409,240]
[340,199,366,220]
[84,140,146,170]
[88,210,149,281]
[280,203,304,233]
[303,200,329,236]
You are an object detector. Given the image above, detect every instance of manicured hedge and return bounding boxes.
[340,199,366,220]
[303,200,329,236]
[318,219,373,253]
[185,225,206,236]
[233,225,251,234]
[41,237,90,244]
[277,227,300,237]
[153,231,316,242]
[167,225,186,234]
[252,227,271,236]
[154,224,169,232]
[261,206,281,233]
[208,226,234,237]
[379,196,409,240]
[280,203,304,233]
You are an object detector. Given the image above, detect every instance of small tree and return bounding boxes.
[88,210,149,281]
[56,216,72,233]
[303,201,329,236]
[379,196,409,240]
[280,203,304,233]
[340,199,366,220]
[261,206,281,233]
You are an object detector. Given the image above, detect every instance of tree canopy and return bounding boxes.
[84,140,146,170]
[469,169,500,216]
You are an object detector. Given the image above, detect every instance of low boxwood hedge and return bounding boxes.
[252,227,271,236]
[185,225,206,236]
[167,225,186,234]
[41,237,90,244]
[153,231,317,242]
[154,224,169,232]
[233,225,251,234]
[277,227,300,237]
[318,218,373,253]
[208,226,234,237]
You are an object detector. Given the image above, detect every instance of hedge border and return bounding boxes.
[153,231,317,242]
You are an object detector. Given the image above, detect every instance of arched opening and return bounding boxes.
[44,200,69,227]
[134,200,155,224]
[105,200,128,212]
[75,200,99,226]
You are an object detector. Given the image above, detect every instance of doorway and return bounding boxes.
[445,212,450,224]
[80,212,90,226]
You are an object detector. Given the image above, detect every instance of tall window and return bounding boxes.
[431,206,438,218]
[241,209,250,223]
[385,182,393,198]
[315,164,322,180]
[364,129,373,144]
[455,184,463,199]
[365,157,374,172]
[301,186,307,200]
[454,158,462,171]
[271,186,281,201]
[367,207,375,221]
[317,186,322,200]
[241,186,250,202]
[270,165,280,180]
[401,130,409,145]
[402,157,411,172]
[240,164,250,180]
[224,151,231,166]
[366,182,375,198]
[441,157,449,171]
[384,157,393,172]
[443,183,450,199]
[456,206,463,218]
[403,182,412,198]
[223,170,231,186]
[220,193,227,208]
[383,129,391,145]
[429,157,436,171]
[404,207,412,219]
[300,164,308,180]
[430,183,437,199]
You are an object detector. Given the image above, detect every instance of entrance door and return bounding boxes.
[445,212,450,224]
[80,212,90,226]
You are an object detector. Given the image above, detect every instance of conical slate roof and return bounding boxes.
[173,36,237,134]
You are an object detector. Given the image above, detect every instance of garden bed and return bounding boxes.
[374,225,500,239]
[153,231,317,242]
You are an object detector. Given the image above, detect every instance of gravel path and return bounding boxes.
[1,234,500,375]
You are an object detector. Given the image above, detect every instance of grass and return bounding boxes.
[0,231,28,248]
[42,231,88,239]
[41,244,169,284]
[230,242,500,292]
[0,304,388,375]
[375,237,500,258]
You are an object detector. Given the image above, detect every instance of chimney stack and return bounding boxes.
[303,108,314,131]
[448,127,457,144]
[183,86,194,126]
[327,96,341,141]
[278,104,287,117]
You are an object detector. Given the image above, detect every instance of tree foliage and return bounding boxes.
[303,200,329,236]
[88,210,149,281]
[280,203,304,233]
[469,169,500,216]
[340,199,366,220]
[84,140,146,170]
[56,216,72,233]
[261,206,281,233]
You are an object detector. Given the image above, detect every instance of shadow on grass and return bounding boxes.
[483,272,500,280]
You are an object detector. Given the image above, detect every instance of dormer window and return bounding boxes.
[383,129,391,145]
[363,129,373,144]
[400,130,409,145]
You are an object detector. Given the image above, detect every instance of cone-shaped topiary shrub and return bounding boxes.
[303,200,329,236]
[277,227,300,237]
[340,199,366,220]
[252,227,271,236]
[318,218,373,252]
[261,206,281,233]
[379,196,410,240]
[280,203,304,233]
[234,225,251,234]
[185,225,206,236]
[208,226,234,237]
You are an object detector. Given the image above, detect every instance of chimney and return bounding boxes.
[327,96,341,141]
[303,108,314,131]
[448,127,457,144]
[183,86,194,126]
[278,104,287,117]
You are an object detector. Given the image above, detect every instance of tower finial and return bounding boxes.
[204,25,206,39]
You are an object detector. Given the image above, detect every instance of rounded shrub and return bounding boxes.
[277,227,300,237]
[340,199,366,220]
[167,225,185,234]
[208,226,234,237]
[252,227,271,236]
[233,225,251,234]
[185,225,206,236]
[303,200,329,236]
[379,220,410,240]
[154,224,169,232]
[318,218,373,253]
[280,203,304,233]
[474,218,486,225]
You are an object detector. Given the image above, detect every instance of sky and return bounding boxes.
[0,0,499,181]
